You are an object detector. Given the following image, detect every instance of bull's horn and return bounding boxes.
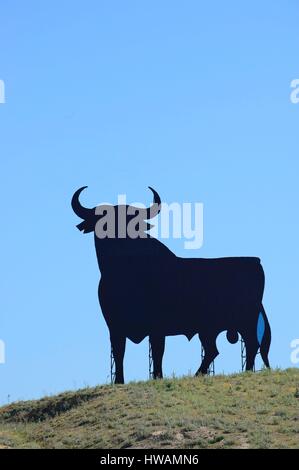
[141,187,161,219]
[148,186,161,213]
[71,186,95,219]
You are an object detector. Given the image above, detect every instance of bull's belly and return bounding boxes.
[127,329,198,345]
[100,281,261,345]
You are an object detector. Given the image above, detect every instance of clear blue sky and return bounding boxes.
[0,1,298,403]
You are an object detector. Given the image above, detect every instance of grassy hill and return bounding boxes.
[0,369,298,449]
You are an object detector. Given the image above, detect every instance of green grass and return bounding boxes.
[0,369,298,449]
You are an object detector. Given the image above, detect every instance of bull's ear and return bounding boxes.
[76,220,95,233]
[76,221,86,232]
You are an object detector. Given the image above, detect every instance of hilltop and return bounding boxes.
[0,369,298,449]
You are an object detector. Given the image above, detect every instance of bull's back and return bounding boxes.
[179,257,265,309]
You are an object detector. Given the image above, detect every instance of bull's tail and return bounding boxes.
[258,304,271,368]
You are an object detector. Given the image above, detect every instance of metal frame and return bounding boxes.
[149,339,154,380]
[110,346,116,385]
[241,337,260,372]
[112,339,217,384]
[111,340,155,384]
[241,337,247,372]
[111,337,264,383]
[201,345,215,376]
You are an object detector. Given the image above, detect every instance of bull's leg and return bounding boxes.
[242,334,259,371]
[195,334,219,376]
[149,335,165,379]
[110,333,126,384]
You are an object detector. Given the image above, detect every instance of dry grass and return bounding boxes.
[0,368,298,449]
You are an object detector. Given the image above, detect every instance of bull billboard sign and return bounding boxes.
[72,187,271,384]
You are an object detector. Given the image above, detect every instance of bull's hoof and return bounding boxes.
[114,377,124,384]
[153,373,163,380]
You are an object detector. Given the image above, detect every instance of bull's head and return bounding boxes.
[71,186,161,239]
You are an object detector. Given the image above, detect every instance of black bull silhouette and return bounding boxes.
[72,187,271,384]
